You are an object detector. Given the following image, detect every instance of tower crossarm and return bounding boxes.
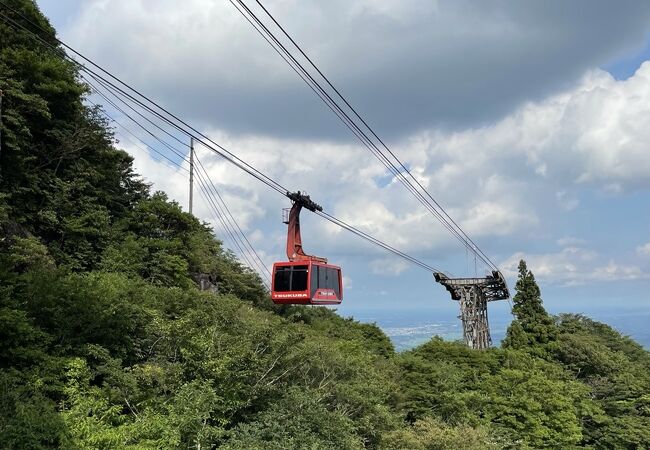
[434,271,510,301]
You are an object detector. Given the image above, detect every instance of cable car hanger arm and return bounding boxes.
[285,191,327,263]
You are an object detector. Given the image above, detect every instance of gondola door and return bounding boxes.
[309,262,342,305]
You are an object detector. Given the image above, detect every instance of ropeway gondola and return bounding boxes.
[271,192,343,305]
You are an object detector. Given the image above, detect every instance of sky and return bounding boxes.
[35,0,650,323]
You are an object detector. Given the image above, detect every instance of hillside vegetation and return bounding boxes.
[1,1,649,448]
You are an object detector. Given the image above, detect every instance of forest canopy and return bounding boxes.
[0,1,649,448]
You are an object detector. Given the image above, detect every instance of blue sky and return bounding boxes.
[605,37,650,80]
[35,1,650,323]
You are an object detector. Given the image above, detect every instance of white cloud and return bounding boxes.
[342,275,353,290]
[115,60,650,280]
[419,64,650,198]
[58,0,650,138]
[125,142,189,206]
[191,129,457,258]
[501,246,649,286]
[591,262,646,282]
[602,183,623,195]
[68,1,650,284]
[637,243,650,256]
[370,258,410,276]
[557,236,586,247]
[556,191,579,211]
[458,201,538,237]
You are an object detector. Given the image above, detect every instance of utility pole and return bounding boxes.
[189,137,194,215]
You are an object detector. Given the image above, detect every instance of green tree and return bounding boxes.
[224,387,364,450]
[380,417,498,450]
[503,260,557,349]
[3,2,650,449]
[553,314,650,448]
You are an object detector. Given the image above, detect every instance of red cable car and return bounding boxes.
[271,192,343,305]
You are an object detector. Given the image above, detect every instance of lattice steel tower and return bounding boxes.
[434,271,509,350]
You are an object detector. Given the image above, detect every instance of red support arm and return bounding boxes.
[286,201,327,263]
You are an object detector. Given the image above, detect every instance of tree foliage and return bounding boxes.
[503,260,557,349]
[1,2,649,449]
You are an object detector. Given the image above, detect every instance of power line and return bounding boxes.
[236,0,494,270]
[193,153,271,280]
[87,75,272,280]
[228,0,466,274]
[315,210,440,273]
[232,0,501,273]
[195,165,271,286]
[252,0,500,272]
[32,35,273,284]
[82,75,271,285]
[0,5,445,275]
[71,29,430,279]
[87,98,190,174]
[193,152,271,275]
[4,6,288,196]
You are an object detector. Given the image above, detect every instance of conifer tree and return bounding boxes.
[503,260,557,348]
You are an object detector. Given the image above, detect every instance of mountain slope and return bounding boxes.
[1,2,648,448]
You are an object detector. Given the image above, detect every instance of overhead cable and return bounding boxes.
[83,75,272,285]
[0,5,444,275]
[232,0,500,273]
